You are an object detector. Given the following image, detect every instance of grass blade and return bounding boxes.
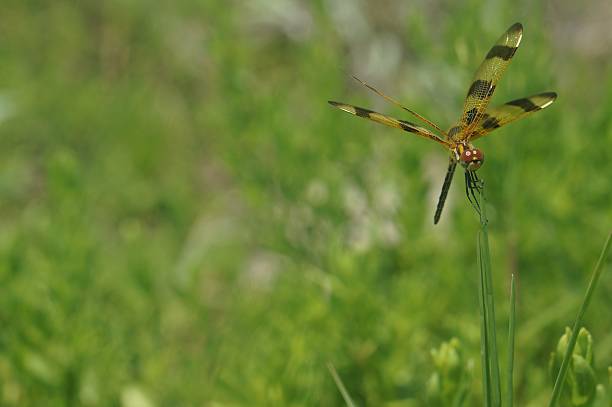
[505,273,517,407]
[477,235,492,407]
[327,362,357,407]
[477,185,502,406]
[548,231,612,407]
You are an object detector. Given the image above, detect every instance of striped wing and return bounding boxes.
[469,92,557,140]
[328,101,451,147]
[458,22,523,138]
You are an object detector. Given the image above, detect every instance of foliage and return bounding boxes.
[426,338,473,406]
[549,327,612,407]
[0,0,611,405]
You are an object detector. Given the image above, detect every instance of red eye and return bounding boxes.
[460,149,484,169]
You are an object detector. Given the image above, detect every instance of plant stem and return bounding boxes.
[477,236,492,407]
[548,231,612,407]
[327,362,356,407]
[477,185,502,406]
[505,273,516,407]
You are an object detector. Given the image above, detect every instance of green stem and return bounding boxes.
[327,362,356,407]
[505,273,516,407]
[478,236,492,407]
[477,185,502,406]
[548,231,612,407]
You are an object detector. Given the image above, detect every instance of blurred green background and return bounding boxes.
[1,0,611,405]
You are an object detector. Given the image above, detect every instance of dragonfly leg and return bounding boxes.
[472,171,485,191]
[465,171,482,216]
[470,172,483,209]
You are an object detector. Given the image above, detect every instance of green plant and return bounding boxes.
[426,338,473,406]
[549,233,612,406]
[550,327,597,406]
[329,182,610,406]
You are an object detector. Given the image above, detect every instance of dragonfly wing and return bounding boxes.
[328,101,451,147]
[469,92,557,140]
[457,22,523,139]
[351,76,448,138]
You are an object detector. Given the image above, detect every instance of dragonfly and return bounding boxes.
[328,22,556,224]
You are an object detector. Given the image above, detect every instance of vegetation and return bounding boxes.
[1,1,611,405]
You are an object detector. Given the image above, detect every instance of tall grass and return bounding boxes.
[548,232,612,407]
[505,274,516,407]
[327,363,356,407]
[476,185,504,407]
[476,184,611,407]
[3,2,612,405]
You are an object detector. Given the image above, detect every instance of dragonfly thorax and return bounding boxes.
[455,144,484,171]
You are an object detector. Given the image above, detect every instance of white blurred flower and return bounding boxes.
[343,184,368,217]
[246,0,313,42]
[306,179,329,206]
[121,386,154,407]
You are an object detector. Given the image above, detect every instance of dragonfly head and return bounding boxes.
[459,147,484,171]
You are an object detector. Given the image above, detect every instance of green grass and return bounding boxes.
[477,187,502,407]
[478,181,610,407]
[506,273,517,407]
[328,363,356,407]
[1,1,611,405]
[549,232,612,407]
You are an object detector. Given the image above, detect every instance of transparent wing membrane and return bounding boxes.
[469,92,557,140]
[328,101,451,147]
[457,22,524,139]
[351,76,448,138]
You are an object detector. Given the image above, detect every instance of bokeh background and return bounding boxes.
[1,0,611,405]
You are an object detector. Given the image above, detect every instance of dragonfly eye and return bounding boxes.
[460,148,484,170]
